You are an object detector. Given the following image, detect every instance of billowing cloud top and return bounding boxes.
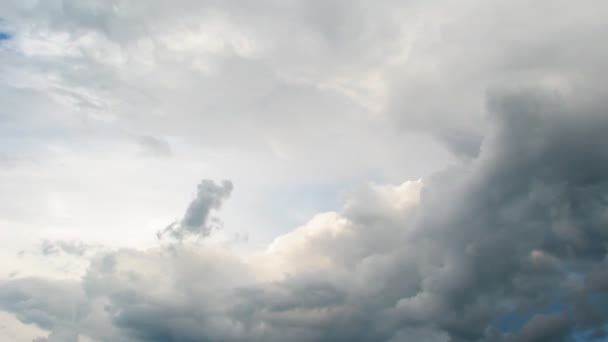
[1,0,608,342]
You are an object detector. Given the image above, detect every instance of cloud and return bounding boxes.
[37,240,99,257]
[157,179,234,240]
[3,86,608,341]
[1,0,608,341]
[0,0,453,187]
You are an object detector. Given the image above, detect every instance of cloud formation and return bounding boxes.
[157,179,234,240]
[1,0,608,341]
[3,86,608,341]
[37,240,98,257]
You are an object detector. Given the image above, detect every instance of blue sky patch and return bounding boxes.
[573,329,608,342]
[0,32,12,40]
[494,301,570,333]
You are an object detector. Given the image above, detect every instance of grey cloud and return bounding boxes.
[157,179,233,240]
[403,88,608,340]
[38,240,98,257]
[385,0,608,160]
[0,278,86,331]
[508,314,572,342]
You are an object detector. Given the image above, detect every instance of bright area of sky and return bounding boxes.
[0,0,465,279]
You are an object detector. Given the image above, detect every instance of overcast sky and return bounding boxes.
[1,1,608,341]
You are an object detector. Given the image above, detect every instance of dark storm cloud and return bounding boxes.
[400,88,608,341]
[157,179,233,240]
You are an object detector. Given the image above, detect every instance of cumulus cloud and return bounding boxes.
[3,86,608,341]
[157,179,234,240]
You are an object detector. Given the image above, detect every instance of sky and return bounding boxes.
[1,0,608,341]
